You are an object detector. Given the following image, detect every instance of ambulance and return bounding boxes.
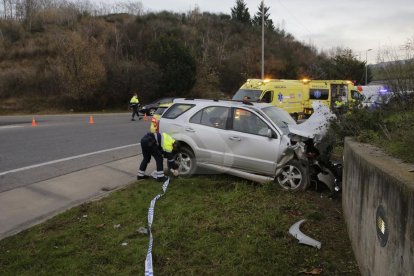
[232,79,307,120]
[233,79,360,118]
[301,79,360,116]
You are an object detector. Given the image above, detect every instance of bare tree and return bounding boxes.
[376,36,414,103]
[2,0,17,19]
[118,0,142,16]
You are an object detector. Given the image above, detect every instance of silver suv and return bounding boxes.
[158,99,337,191]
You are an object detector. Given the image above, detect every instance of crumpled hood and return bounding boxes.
[287,102,336,142]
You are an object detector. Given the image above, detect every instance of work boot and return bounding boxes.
[131,118,136,121]
[156,176,169,182]
[137,175,149,181]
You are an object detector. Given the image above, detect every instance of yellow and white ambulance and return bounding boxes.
[301,79,359,116]
[233,79,360,118]
[232,79,307,120]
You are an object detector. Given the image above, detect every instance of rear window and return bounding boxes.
[189,106,229,129]
[162,103,194,119]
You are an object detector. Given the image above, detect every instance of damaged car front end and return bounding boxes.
[274,102,342,193]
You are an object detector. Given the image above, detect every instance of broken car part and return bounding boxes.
[289,219,321,249]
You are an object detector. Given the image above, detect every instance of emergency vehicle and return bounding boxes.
[233,79,360,118]
[302,79,359,116]
[232,79,306,120]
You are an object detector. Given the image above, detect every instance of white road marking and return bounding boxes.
[0,125,24,130]
[0,143,140,176]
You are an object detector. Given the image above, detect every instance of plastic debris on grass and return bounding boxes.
[288,219,321,249]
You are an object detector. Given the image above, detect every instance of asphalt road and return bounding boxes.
[0,113,150,192]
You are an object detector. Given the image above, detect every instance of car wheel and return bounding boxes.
[149,108,156,116]
[275,160,309,191]
[174,146,197,176]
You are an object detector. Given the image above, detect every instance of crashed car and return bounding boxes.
[158,99,340,192]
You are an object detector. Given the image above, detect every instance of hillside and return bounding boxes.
[0,5,367,113]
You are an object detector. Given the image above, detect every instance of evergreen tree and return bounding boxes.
[324,49,368,84]
[252,1,275,30]
[149,36,197,97]
[231,0,251,24]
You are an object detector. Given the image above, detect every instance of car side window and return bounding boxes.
[189,106,229,129]
[262,91,272,103]
[232,108,270,136]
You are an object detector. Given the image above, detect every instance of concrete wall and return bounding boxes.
[343,138,414,276]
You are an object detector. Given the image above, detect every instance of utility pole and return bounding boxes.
[261,0,264,79]
[365,48,372,85]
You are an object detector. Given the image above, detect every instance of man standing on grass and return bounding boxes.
[130,93,141,121]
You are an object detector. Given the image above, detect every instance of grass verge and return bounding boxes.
[0,175,359,275]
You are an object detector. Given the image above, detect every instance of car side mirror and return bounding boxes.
[267,129,273,138]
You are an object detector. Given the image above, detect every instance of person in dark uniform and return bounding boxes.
[137,132,179,182]
[130,93,141,121]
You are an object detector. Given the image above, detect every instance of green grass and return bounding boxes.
[0,176,359,275]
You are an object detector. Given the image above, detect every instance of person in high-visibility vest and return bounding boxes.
[334,95,346,114]
[129,93,141,121]
[137,132,179,182]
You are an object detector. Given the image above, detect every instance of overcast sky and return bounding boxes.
[100,0,414,64]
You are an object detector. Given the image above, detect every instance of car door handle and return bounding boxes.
[185,127,195,133]
[229,136,241,141]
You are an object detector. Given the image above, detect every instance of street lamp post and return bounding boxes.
[261,0,264,79]
[365,48,372,85]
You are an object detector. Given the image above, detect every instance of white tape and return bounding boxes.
[145,177,170,276]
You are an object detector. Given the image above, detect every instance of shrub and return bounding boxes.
[0,20,25,42]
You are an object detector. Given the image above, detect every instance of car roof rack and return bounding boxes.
[181,98,254,106]
[183,97,221,102]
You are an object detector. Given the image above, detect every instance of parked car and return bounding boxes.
[159,98,340,192]
[139,97,175,116]
[150,103,173,133]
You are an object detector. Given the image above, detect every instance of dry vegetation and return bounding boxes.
[1,0,370,113]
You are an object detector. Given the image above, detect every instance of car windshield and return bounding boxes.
[260,106,296,134]
[232,89,262,101]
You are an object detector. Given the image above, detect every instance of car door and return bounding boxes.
[222,107,281,175]
[185,106,231,165]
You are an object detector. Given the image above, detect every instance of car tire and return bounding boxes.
[149,108,156,116]
[275,160,309,191]
[174,146,197,176]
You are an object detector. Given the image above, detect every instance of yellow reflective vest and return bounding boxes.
[130,96,139,104]
[161,133,175,153]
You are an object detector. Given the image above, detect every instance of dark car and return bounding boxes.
[139,97,175,116]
